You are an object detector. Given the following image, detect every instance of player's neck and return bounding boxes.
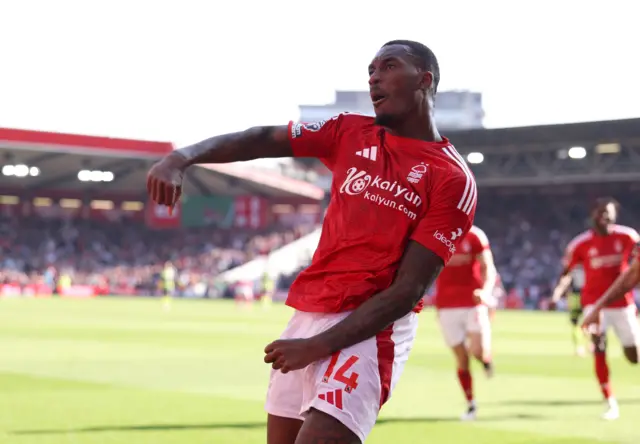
[386,112,442,142]
[593,225,610,236]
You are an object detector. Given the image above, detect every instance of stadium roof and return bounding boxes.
[448,117,640,153]
[0,127,324,200]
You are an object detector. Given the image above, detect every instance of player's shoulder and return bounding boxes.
[294,112,373,133]
[609,224,640,240]
[430,143,475,183]
[468,225,490,245]
[566,229,593,251]
[429,142,477,211]
[329,112,375,129]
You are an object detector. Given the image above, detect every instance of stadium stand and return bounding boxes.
[0,127,324,299]
[2,118,640,309]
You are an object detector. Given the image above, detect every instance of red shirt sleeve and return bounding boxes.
[624,229,640,254]
[470,227,490,255]
[287,115,345,171]
[410,169,477,264]
[562,241,582,270]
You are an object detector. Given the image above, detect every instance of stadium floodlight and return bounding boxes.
[77,169,115,182]
[2,164,41,177]
[89,170,104,182]
[568,146,587,159]
[466,152,484,164]
[78,170,91,181]
[14,164,29,177]
[2,165,15,176]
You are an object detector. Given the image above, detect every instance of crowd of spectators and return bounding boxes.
[3,187,640,308]
[279,188,640,309]
[0,214,316,297]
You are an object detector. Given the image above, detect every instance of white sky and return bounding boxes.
[1,0,639,149]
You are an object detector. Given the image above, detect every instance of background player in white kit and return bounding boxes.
[433,225,497,420]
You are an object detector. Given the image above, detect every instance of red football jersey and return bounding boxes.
[435,225,490,308]
[563,224,640,308]
[286,113,477,313]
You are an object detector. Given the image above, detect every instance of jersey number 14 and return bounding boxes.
[322,352,360,393]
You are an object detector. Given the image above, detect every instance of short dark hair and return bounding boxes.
[383,40,440,94]
[591,196,620,212]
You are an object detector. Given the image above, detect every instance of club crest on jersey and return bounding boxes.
[407,163,428,184]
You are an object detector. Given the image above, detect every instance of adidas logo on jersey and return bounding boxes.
[355,146,378,161]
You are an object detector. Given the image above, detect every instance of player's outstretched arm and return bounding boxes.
[173,126,292,167]
[307,241,443,355]
[551,267,573,305]
[147,126,292,206]
[474,249,498,304]
[551,238,583,306]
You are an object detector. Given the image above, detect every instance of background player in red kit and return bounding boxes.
[146,40,477,444]
[581,245,640,339]
[434,225,497,421]
[551,198,640,420]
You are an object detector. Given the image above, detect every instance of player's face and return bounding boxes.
[591,203,617,229]
[368,45,431,126]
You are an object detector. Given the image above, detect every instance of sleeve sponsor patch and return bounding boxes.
[291,120,327,139]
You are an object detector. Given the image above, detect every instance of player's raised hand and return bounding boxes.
[264,338,327,373]
[146,153,188,208]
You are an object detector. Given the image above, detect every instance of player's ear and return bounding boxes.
[420,71,434,92]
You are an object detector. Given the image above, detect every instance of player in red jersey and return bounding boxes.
[551,197,639,420]
[581,246,640,337]
[434,225,497,421]
[146,40,477,444]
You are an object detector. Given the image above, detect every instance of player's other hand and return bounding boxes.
[146,153,188,208]
[473,289,491,305]
[264,338,328,373]
[581,309,602,333]
[547,299,558,311]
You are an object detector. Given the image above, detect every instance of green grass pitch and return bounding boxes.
[1,297,640,443]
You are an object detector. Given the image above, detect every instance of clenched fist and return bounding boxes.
[146,153,189,208]
[264,338,329,373]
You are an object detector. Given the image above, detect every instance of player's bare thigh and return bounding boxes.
[267,414,303,444]
[295,408,361,444]
[467,306,491,360]
[467,332,485,361]
[439,309,470,368]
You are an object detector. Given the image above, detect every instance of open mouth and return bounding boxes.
[371,93,386,107]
